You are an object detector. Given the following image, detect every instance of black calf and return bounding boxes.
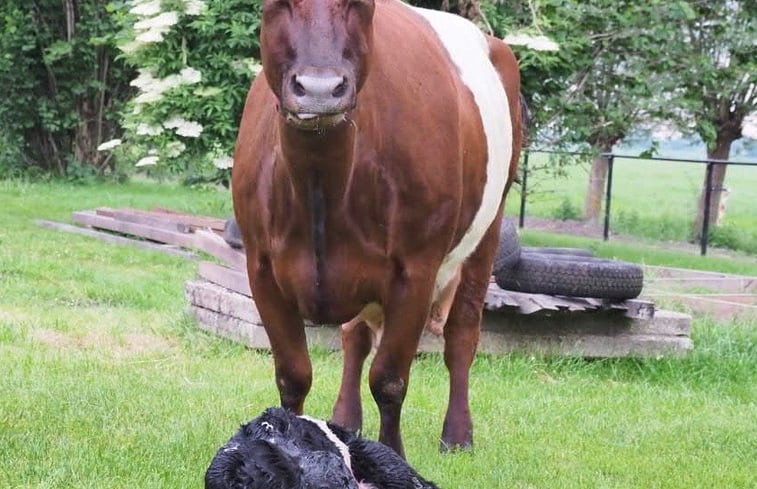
[205,408,440,489]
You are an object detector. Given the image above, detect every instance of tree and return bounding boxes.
[486,1,674,222]
[660,1,756,240]
[0,0,133,176]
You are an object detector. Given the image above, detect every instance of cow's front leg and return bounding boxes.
[369,271,435,459]
[249,259,311,413]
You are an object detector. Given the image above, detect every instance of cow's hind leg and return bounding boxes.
[440,215,503,451]
[332,320,373,432]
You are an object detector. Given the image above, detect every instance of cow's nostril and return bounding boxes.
[292,75,306,97]
[332,77,348,98]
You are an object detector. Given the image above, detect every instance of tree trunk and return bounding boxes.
[583,143,614,223]
[691,134,734,241]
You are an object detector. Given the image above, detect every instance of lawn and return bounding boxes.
[1,179,755,488]
[505,153,757,254]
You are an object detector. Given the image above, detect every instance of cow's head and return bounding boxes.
[261,0,375,130]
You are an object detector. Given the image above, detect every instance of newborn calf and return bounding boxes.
[206,408,440,489]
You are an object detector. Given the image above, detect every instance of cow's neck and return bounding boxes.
[279,120,356,206]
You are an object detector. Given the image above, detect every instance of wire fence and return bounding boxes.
[516,149,757,256]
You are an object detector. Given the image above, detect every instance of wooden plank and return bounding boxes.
[96,208,194,233]
[193,230,247,270]
[644,265,757,293]
[35,220,197,260]
[186,280,261,325]
[190,306,343,351]
[483,308,691,337]
[485,285,655,319]
[72,211,196,248]
[197,261,251,296]
[150,207,227,231]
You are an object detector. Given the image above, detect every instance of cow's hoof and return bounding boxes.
[439,439,474,454]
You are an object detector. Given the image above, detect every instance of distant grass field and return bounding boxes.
[505,153,757,254]
[1,179,755,488]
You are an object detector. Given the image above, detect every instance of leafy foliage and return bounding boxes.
[0,0,133,176]
[111,0,262,179]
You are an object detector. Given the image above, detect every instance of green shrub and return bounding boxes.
[551,197,582,221]
[0,0,133,176]
[109,0,262,179]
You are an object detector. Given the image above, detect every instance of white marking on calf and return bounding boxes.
[299,415,352,470]
[409,6,513,296]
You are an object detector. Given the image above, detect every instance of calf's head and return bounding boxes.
[261,0,375,129]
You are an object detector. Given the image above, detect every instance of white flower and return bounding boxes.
[165,141,187,157]
[503,34,560,52]
[134,12,179,31]
[164,116,204,138]
[213,156,234,169]
[130,69,156,89]
[130,0,162,17]
[176,121,203,138]
[180,67,202,84]
[183,0,207,16]
[135,89,165,104]
[97,139,122,151]
[136,124,164,136]
[135,156,159,167]
[743,112,757,140]
[136,26,169,44]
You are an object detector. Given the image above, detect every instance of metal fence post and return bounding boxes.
[603,154,615,241]
[519,151,529,229]
[701,161,714,256]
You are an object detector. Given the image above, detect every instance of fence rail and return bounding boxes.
[518,150,757,256]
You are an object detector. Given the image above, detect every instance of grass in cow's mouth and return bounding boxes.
[1,179,754,488]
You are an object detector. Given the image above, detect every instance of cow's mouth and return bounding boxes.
[284,111,348,131]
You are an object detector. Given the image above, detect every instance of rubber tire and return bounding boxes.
[223,218,244,249]
[522,246,594,257]
[492,218,521,275]
[494,252,643,299]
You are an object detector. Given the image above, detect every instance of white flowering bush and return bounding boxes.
[110,0,262,178]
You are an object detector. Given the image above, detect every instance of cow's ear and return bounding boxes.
[245,440,302,488]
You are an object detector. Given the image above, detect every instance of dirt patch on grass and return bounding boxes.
[30,328,176,358]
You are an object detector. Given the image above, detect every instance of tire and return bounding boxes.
[494,252,643,299]
[522,246,594,257]
[492,218,521,274]
[223,218,244,249]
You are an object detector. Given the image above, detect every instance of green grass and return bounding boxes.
[1,179,756,488]
[505,154,757,254]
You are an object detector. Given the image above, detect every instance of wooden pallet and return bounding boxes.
[187,278,692,358]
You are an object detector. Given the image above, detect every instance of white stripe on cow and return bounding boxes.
[408,6,513,296]
[299,415,352,470]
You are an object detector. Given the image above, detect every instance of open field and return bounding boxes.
[505,153,757,254]
[1,180,756,488]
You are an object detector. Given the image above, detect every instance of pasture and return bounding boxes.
[505,153,757,255]
[1,180,755,488]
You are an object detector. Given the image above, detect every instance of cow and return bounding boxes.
[232,0,523,458]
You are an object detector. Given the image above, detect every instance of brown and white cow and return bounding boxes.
[232,0,523,457]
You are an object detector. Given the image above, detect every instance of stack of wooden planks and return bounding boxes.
[37,208,694,357]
